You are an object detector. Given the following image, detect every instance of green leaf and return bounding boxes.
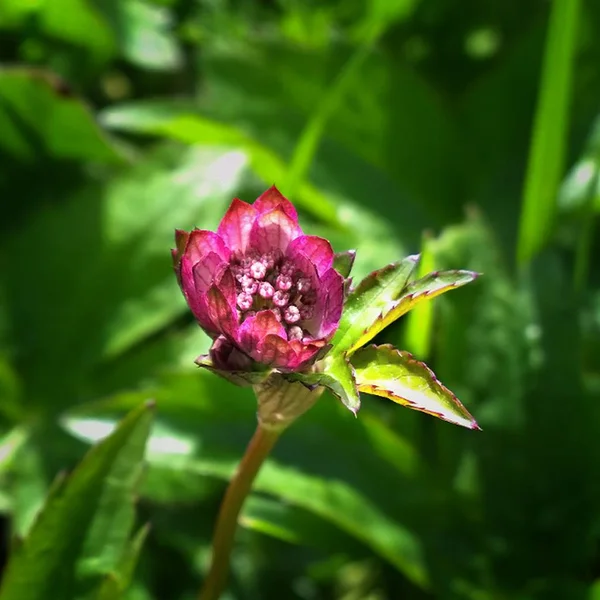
[118,0,182,71]
[240,495,365,555]
[352,345,479,430]
[96,524,150,600]
[347,269,479,354]
[516,0,580,264]
[99,101,340,224]
[8,439,49,537]
[62,372,431,588]
[0,69,121,162]
[3,145,245,411]
[40,0,116,58]
[330,255,419,355]
[288,354,360,414]
[0,402,153,600]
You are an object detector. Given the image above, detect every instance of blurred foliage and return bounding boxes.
[1,0,600,599]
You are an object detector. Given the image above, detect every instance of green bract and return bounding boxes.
[293,256,480,428]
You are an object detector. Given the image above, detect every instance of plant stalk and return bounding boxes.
[198,425,280,600]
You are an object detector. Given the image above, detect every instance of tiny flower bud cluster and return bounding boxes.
[232,250,315,342]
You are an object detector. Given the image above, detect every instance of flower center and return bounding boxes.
[231,250,316,341]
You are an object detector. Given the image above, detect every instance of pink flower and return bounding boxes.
[172,187,345,377]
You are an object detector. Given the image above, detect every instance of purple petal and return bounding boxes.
[189,292,220,337]
[188,260,233,336]
[208,335,254,371]
[286,340,326,371]
[186,229,230,263]
[239,310,287,360]
[253,186,298,222]
[258,334,294,367]
[250,207,302,254]
[179,230,230,296]
[206,284,239,339]
[216,266,237,306]
[217,198,257,253]
[192,252,226,293]
[287,235,334,277]
[314,268,344,339]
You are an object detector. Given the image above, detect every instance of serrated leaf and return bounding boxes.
[289,355,360,414]
[348,269,479,354]
[331,255,419,355]
[0,403,153,600]
[352,345,479,430]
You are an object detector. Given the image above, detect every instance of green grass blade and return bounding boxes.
[516,0,580,265]
[283,40,374,198]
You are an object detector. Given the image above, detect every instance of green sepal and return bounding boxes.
[194,354,274,386]
[330,255,419,356]
[287,355,360,415]
[347,270,479,354]
[351,344,479,430]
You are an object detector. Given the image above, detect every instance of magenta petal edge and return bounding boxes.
[173,186,346,376]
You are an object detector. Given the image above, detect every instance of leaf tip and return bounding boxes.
[349,402,361,417]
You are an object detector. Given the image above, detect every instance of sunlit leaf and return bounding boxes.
[40,0,116,57]
[289,354,360,414]
[118,0,182,71]
[330,256,419,355]
[348,269,479,354]
[352,345,479,430]
[99,102,339,224]
[240,495,365,553]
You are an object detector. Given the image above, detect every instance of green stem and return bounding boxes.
[198,425,281,600]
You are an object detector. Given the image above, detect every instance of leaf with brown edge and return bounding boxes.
[351,345,480,430]
[347,269,479,355]
[330,255,420,356]
[287,355,360,415]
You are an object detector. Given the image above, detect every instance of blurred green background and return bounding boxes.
[1,0,600,598]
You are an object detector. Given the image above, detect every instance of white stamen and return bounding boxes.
[250,261,267,280]
[273,290,290,307]
[258,281,275,299]
[284,305,301,323]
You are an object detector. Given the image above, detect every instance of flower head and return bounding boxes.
[172,187,345,380]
